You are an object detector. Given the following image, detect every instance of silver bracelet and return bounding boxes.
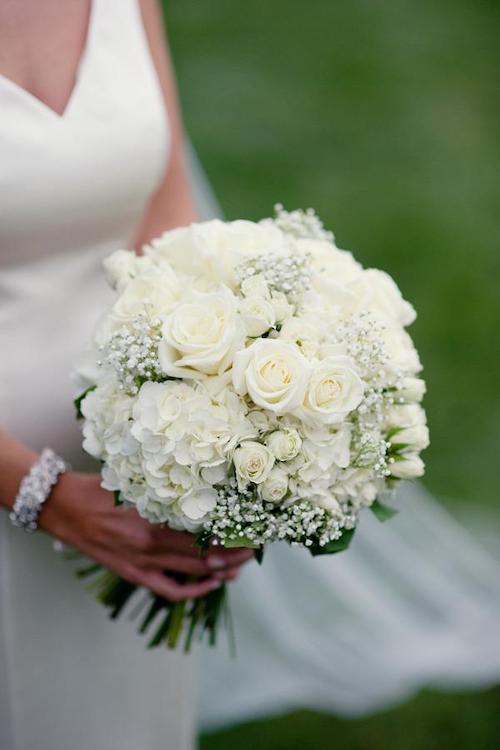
[9,448,68,533]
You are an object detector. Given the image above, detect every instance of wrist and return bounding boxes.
[38,470,78,539]
[0,433,38,512]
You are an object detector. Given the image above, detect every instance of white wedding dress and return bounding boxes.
[0,2,194,749]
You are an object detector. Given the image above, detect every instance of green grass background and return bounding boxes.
[163,1,500,747]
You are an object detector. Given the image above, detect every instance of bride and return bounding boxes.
[0,2,253,749]
[2,2,500,749]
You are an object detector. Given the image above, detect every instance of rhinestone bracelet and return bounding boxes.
[9,448,68,533]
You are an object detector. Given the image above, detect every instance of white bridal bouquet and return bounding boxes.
[75,206,428,650]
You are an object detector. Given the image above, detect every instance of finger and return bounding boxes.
[208,547,255,566]
[149,528,200,556]
[214,565,243,582]
[142,571,222,602]
[140,553,212,576]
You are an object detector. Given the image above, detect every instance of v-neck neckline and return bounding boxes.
[0,0,98,121]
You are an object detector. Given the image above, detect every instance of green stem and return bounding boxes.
[166,600,187,649]
[184,600,203,653]
[140,596,166,634]
[148,609,174,648]
[223,588,237,658]
[76,562,102,579]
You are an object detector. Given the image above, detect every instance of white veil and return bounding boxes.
[187,146,500,730]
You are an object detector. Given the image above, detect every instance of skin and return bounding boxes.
[0,0,254,600]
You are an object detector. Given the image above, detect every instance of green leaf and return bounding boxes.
[73,385,96,419]
[113,490,123,507]
[223,535,260,549]
[370,498,398,522]
[140,596,166,635]
[386,425,405,440]
[392,452,410,462]
[255,547,265,565]
[309,528,355,556]
[148,609,174,649]
[184,599,203,653]
[202,584,227,648]
[194,530,212,553]
[76,562,102,579]
[388,442,410,454]
[107,579,137,620]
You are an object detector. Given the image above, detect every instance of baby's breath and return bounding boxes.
[236,252,311,304]
[207,479,352,549]
[99,313,164,395]
[265,203,335,243]
[331,313,395,478]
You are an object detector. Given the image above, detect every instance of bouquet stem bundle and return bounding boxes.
[76,558,230,652]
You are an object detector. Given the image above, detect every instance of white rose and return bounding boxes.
[398,423,430,451]
[149,220,289,291]
[113,272,180,322]
[240,273,270,299]
[387,404,429,451]
[178,487,218,521]
[239,296,276,337]
[233,440,275,485]
[232,339,310,415]
[259,467,289,504]
[103,249,145,291]
[352,269,416,327]
[266,428,302,461]
[279,316,321,359]
[297,238,362,285]
[270,292,294,323]
[247,409,276,435]
[386,403,426,429]
[158,286,244,377]
[390,454,425,479]
[95,270,181,346]
[381,324,422,376]
[398,377,426,403]
[300,356,364,424]
[304,238,363,308]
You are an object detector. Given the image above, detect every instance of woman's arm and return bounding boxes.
[133,0,197,249]
[0,431,37,512]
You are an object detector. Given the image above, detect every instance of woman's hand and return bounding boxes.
[39,472,254,602]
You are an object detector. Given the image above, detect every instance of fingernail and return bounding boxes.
[207,556,226,570]
[209,580,222,590]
